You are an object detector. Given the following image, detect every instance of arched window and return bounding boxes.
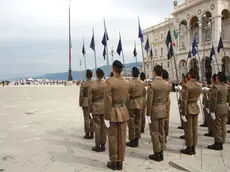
[222,9,230,41]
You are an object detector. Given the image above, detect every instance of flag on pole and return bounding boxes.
[192,36,198,56]
[217,37,223,53]
[210,44,215,60]
[133,43,137,57]
[69,36,72,63]
[150,48,153,59]
[173,29,178,40]
[102,32,109,47]
[145,38,149,52]
[90,32,95,51]
[82,44,86,55]
[138,17,144,42]
[165,30,173,59]
[116,38,122,56]
[103,47,106,60]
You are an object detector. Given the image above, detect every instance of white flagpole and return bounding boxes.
[93,28,97,71]
[138,17,146,75]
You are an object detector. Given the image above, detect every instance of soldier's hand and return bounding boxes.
[211,113,216,120]
[181,115,187,123]
[206,108,210,114]
[89,113,93,119]
[104,120,110,128]
[147,116,151,124]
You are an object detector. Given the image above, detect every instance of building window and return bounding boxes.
[155,49,157,57]
[161,47,163,57]
[146,64,149,70]
[161,62,163,68]
[160,32,163,40]
[167,61,170,68]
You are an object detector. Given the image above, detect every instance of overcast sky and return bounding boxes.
[0,0,184,80]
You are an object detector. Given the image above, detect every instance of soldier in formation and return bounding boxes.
[88,68,106,152]
[208,72,229,150]
[126,67,146,147]
[140,72,147,133]
[79,69,94,139]
[180,69,202,155]
[146,65,171,161]
[104,60,130,170]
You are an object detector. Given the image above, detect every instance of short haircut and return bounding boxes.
[96,68,104,79]
[113,66,122,74]
[140,72,146,81]
[110,72,114,77]
[162,69,169,80]
[188,68,197,79]
[217,72,226,83]
[154,65,163,76]
[212,74,217,83]
[132,67,140,78]
[112,60,123,74]
[86,69,93,79]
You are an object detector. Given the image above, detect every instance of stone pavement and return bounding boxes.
[0,86,230,172]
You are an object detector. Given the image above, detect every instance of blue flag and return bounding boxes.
[102,31,109,47]
[145,38,149,52]
[103,47,106,60]
[210,44,215,60]
[82,44,86,55]
[116,38,122,56]
[166,30,173,59]
[217,37,223,53]
[90,33,95,51]
[167,44,173,60]
[138,25,144,42]
[192,36,198,56]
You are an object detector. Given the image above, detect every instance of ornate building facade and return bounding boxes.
[143,0,230,81]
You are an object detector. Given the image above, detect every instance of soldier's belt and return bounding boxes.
[217,100,227,104]
[130,96,142,100]
[152,102,165,106]
[187,100,198,104]
[93,99,104,103]
[112,104,125,108]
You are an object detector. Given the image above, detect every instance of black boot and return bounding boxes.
[83,133,93,139]
[107,162,117,170]
[141,128,145,133]
[134,138,139,147]
[117,161,123,170]
[149,152,162,162]
[177,126,184,129]
[228,130,230,133]
[207,142,222,150]
[89,132,94,139]
[180,147,193,155]
[160,150,164,160]
[100,144,106,152]
[192,146,196,155]
[204,132,213,137]
[179,135,185,140]
[200,123,207,127]
[126,140,136,147]
[92,146,101,152]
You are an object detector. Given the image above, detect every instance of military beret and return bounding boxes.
[113,60,123,69]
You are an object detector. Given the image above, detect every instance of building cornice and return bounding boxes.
[172,0,206,16]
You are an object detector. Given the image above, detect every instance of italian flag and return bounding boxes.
[173,29,178,47]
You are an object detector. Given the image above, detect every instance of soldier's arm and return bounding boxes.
[146,85,153,117]
[104,80,112,121]
[79,83,84,107]
[228,86,230,106]
[210,86,218,113]
[88,84,93,113]
[181,86,188,117]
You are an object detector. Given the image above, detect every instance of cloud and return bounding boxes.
[0,0,184,79]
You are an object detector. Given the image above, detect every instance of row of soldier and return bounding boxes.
[78,60,230,171]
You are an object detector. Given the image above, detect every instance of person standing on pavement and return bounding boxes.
[104,60,129,171]
[147,65,171,162]
[88,68,106,152]
[79,69,94,139]
[126,67,146,148]
[162,69,171,143]
[180,69,202,155]
[208,72,229,150]
[140,72,147,133]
